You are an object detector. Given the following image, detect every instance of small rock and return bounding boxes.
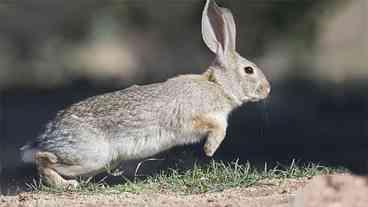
[279,189,288,194]
[17,194,27,202]
[207,198,215,203]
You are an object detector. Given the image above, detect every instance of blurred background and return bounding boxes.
[1,0,367,193]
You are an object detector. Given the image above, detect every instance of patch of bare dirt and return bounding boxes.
[0,178,308,207]
[293,174,368,207]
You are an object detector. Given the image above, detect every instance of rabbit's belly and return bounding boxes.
[112,127,204,160]
[113,128,178,160]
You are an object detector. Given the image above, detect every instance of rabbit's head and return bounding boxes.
[202,0,270,105]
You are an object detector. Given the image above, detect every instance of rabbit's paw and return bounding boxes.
[204,142,216,157]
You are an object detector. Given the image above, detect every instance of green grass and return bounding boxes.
[27,159,345,195]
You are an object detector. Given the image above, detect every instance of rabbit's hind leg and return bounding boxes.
[35,151,79,188]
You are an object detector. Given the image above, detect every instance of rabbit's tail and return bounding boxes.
[20,144,38,163]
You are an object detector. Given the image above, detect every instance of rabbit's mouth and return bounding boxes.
[250,97,262,102]
[242,96,261,102]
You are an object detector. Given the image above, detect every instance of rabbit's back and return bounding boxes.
[54,75,230,133]
[60,83,162,124]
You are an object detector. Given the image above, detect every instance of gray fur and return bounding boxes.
[20,0,270,187]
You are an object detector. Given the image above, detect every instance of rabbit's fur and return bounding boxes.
[20,0,270,188]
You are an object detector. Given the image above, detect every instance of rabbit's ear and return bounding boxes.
[202,0,236,62]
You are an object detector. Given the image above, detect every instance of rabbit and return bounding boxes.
[20,0,270,188]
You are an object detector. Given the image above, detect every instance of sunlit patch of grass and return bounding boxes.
[26,159,346,194]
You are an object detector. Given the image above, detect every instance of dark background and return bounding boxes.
[1,0,367,194]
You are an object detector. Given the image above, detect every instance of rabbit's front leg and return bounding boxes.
[204,126,226,157]
[193,113,227,157]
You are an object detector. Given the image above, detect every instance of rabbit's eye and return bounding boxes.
[244,66,254,74]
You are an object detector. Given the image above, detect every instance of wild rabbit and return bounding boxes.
[20,0,270,188]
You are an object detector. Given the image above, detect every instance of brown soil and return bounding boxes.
[293,174,368,207]
[0,178,308,207]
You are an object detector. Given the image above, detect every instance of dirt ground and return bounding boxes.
[0,178,307,207]
[294,174,368,207]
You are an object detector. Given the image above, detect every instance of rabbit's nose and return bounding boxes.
[264,81,271,95]
[257,80,271,98]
